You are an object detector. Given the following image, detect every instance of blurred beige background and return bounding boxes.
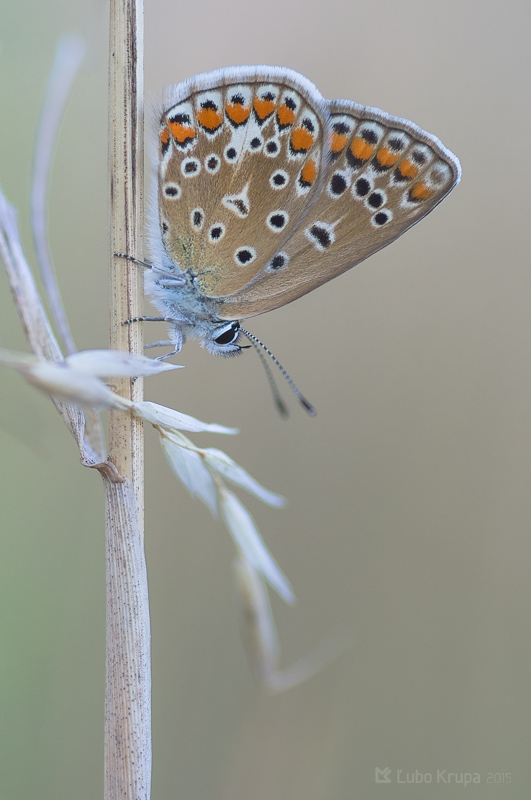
[1,0,530,797]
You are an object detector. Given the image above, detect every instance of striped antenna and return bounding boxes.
[239,328,316,417]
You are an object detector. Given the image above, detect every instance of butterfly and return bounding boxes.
[126,66,461,413]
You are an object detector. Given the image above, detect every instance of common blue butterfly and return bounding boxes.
[124,66,461,412]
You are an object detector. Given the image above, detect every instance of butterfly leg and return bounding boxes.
[157,278,186,289]
[144,340,173,349]
[114,252,154,269]
[121,314,183,360]
[154,349,181,361]
[122,315,168,325]
[152,326,183,361]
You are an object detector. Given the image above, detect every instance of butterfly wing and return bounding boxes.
[153,67,330,299]
[216,98,461,320]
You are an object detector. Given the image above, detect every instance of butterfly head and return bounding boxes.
[162,314,242,357]
[204,320,242,356]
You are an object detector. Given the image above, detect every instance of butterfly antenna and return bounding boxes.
[239,328,316,417]
[244,336,289,417]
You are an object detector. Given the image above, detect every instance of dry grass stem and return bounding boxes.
[106,0,150,797]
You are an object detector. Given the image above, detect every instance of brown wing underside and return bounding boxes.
[217,99,460,320]
[157,70,329,298]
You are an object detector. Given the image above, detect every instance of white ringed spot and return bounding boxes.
[371,209,393,227]
[208,223,226,242]
[234,246,257,266]
[327,170,350,198]
[267,210,289,232]
[224,144,239,163]
[163,182,181,199]
[264,138,280,157]
[181,157,201,177]
[266,252,289,271]
[205,153,221,173]
[364,189,387,211]
[351,175,373,199]
[191,207,205,229]
[305,221,336,252]
[269,169,289,190]
[247,135,263,152]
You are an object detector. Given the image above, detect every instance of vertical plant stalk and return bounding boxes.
[106,0,150,797]
[104,479,151,800]
[108,0,144,498]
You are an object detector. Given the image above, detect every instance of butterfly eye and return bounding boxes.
[214,323,240,345]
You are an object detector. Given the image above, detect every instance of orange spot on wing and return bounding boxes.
[160,128,170,145]
[398,159,418,179]
[168,120,196,144]
[410,182,432,200]
[226,103,251,125]
[290,126,314,152]
[300,159,317,186]
[376,146,400,167]
[253,97,276,120]
[197,107,223,131]
[331,132,348,153]
[350,137,375,162]
[277,103,296,127]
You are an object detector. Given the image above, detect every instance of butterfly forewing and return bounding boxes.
[217,98,461,320]
[157,68,329,299]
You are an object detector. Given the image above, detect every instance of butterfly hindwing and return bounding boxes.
[217,98,461,320]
